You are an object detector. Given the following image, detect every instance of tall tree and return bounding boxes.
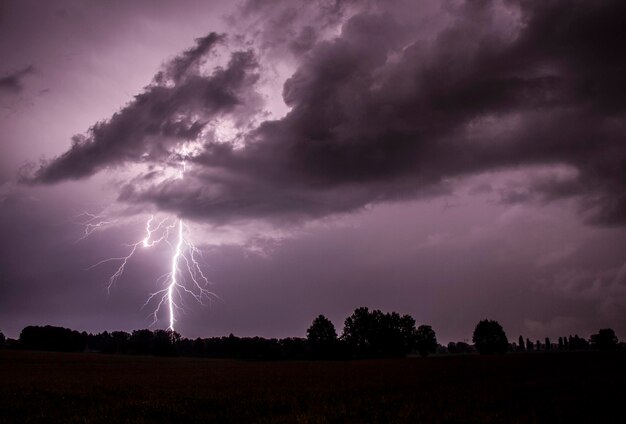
[415,325,437,357]
[307,315,338,359]
[472,320,508,354]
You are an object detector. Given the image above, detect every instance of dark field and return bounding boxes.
[1,350,624,423]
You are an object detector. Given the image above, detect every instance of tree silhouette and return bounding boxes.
[569,334,589,350]
[342,307,416,358]
[307,315,337,344]
[472,320,508,354]
[307,315,338,359]
[415,325,437,357]
[447,341,473,354]
[152,329,180,356]
[0,330,5,346]
[19,325,85,352]
[590,328,619,351]
[130,329,154,355]
[545,337,551,351]
[518,335,525,351]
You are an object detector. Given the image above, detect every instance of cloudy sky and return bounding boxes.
[1,0,625,342]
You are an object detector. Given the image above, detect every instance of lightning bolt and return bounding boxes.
[75,211,117,242]
[142,219,216,330]
[86,158,216,331]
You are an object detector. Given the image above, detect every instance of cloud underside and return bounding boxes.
[33,0,626,226]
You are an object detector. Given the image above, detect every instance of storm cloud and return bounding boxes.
[32,0,626,226]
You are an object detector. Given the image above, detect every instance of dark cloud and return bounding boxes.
[0,65,34,94]
[32,0,626,226]
[33,34,262,182]
[158,33,226,84]
[231,0,349,57]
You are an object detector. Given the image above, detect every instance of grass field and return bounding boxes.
[1,350,624,423]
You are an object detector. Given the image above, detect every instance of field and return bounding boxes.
[1,350,624,423]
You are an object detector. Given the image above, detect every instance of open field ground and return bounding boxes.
[1,350,624,423]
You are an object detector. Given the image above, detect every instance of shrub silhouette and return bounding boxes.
[472,320,508,354]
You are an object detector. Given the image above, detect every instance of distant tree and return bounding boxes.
[472,320,508,354]
[307,315,337,345]
[110,331,131,354]
[342,307,372,357]
[415,325,437,357]
[342,307,416,358]
[570,334,589,350]
[0,330,5,346]
[518,335,525,351]
[535,340,542,350]
[526,338,534,351]
[307,315,338,359]
[176,337,193,357]
[130,329,154,355]
[558,337,564,350]
[280,337,308,360]
[193,337,206,356]
[447,341,474,354]
[590,328,619,351]
[19,325,85,352]
[545,337,551,351]
[152,329,180,356]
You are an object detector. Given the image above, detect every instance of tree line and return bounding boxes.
[0,309,622,359]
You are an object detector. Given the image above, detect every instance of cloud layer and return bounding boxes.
[33,0,626,226]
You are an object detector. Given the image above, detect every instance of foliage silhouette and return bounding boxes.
[11,315,623,360]
[590,328,619,351]
[415,325,437,357]
[152,329,181,357]
[472,320,508,355]
[19,325,86,352]
[306,315,339,359]
[447,341,474,354]
[342,307,416,358]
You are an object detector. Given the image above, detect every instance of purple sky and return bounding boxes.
[1,0,625,342]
